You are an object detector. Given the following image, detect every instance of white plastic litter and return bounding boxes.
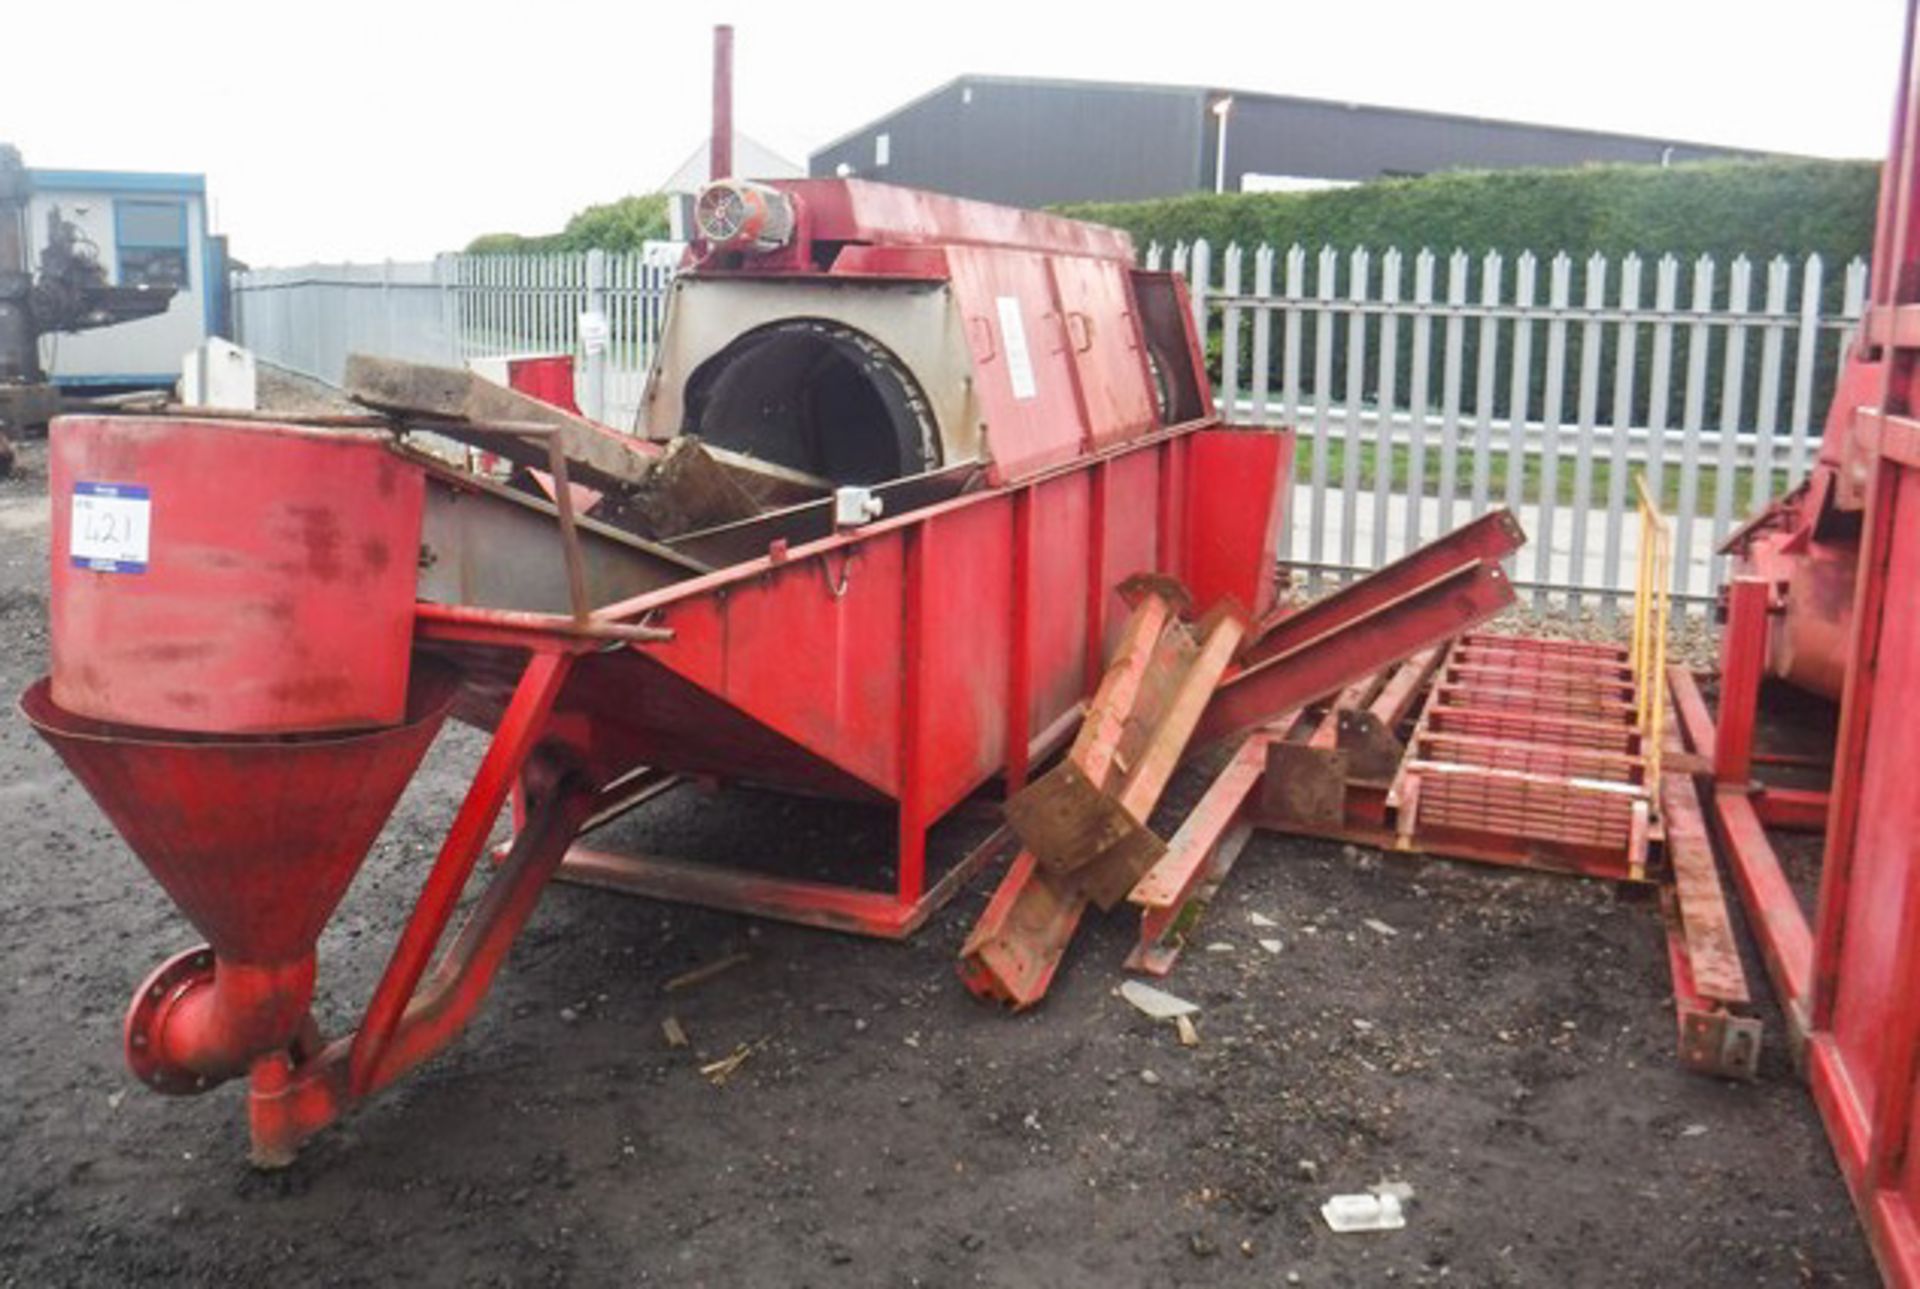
[1259,939,1284,955]
[1118,980,1199,1020]
[1249,912,1279,928]
[1321,1192,1406,1233]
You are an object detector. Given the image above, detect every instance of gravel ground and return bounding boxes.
[0,436,1875,1287]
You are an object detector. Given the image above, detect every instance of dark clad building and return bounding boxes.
[808,76,1764,208]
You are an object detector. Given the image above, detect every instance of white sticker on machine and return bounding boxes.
[70,481,152,573]
[995,295,1038,401]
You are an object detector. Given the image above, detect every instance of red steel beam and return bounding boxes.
[1124,735,1269,975]
[1662,772,1753,1008]
[959,587,1184,1006]
[1714,785,1814,1040]
[1752,787,1832,833]
[1195,560,1516,749]
[1246,509,1523,668]
[1368,647,1442,730]
[1667,662,1815,1039]
[348,649,575,1097]
[1667,665,1718,760]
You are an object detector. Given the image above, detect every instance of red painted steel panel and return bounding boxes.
[945,246,1095,484]
[915,504,1015,819]
[49,416,423,734]
[505,355,582,415]
[1099,448,1164,656]
[1183,429,1291,620]
[642,529,908,795]
[542,651,886,801]
[1047,256,1156,449]
[547,428,1291,813]
[1828,470,1920,1125]
[1024,471,1092,732]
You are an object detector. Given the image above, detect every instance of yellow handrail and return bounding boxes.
[1630,475,1672,787]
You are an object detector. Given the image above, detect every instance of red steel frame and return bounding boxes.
[1676,582,1823,1045]
[1124,734,1270,976]
[1256,633,1657,883]
[1801,445,1920,1287]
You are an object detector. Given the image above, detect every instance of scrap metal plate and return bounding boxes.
[1261,741,1350,828]
[1007,760,1140,876]
[1003,760,1168,909]
[1337,710,1405,783]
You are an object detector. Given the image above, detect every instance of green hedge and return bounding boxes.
[465,194,671,255]
[1053,158,1878,266]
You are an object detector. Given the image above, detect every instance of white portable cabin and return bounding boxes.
[26,168,225,390]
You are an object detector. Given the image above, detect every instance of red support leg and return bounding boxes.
[248,764,598,1166]
[1716,577,1769,787]
[348,648,575,1097]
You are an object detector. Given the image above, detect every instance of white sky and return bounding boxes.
[4,0,1905,266]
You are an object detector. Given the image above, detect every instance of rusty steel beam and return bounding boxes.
[1008,605,1247,904]
[1663,891,1764,1081]
[1667,622,1817,1045]
[1333,651,1440,784]
[1368,646,1443,729]
[562,825,1017,940]
[960,585,1191,1007]
[1667,663,1719,763]
[1662,771,1761,1081]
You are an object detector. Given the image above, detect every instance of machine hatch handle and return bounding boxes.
[968,316,997,362]
[1067,312,1094,354]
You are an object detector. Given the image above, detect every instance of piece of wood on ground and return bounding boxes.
[664,951,750,993]
[699,1038,766,1085]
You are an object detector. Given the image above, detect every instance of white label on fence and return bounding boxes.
[70,482,151,573]
[578,310,610,355]
[995,296,1037,401]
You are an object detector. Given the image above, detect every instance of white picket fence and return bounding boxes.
[1154,240,1868,610]
[445,252,675,429]
[235,241,1867,610]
